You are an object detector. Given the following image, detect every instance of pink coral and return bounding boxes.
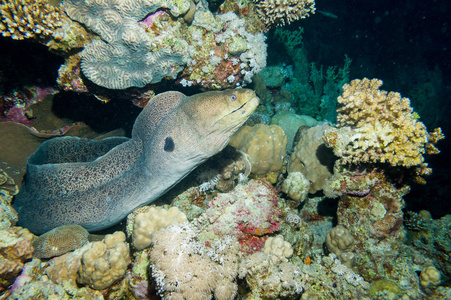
[195,179,282,254]
[0,86,57,125]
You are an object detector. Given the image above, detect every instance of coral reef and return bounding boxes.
[229,123,287,175]
[77,231,129,290]
[406,214,451,280]
[56,0,267,90]
[130,206,187,250]
[256,0,315,27]
[180,10,267,90]
[239,252,304,299]
[270,112,319,151]
[323,78,444,168]
[195,146,252,193]
[404,210,432,231]
[32,224,89,259]
[0,86,57,126]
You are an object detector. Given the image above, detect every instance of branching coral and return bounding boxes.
[0,0,62,40]
[256,0,315,27]
[323,78,444,168]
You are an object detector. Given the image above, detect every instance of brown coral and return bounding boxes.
[0,0,62,40]
[0,227,34,292]
[0,168,19,230]
[229,124,287,175]
[32,224,89,259]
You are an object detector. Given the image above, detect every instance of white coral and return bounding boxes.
[132,206,187,250]
[150,223,240,300]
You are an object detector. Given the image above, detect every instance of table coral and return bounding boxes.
[323,78,444,168]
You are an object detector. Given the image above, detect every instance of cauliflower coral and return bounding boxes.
[323,78,444,168]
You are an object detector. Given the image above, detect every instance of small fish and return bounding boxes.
[317,10,338,19]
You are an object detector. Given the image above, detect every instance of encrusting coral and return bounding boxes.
[323,78,444,168]
[77,231,129,290]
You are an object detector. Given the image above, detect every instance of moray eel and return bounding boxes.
[14,89,259,234]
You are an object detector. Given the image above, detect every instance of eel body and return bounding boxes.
[14,89,259,234]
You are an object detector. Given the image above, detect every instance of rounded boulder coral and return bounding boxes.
[229,124,287,175]
[77,231,129,290]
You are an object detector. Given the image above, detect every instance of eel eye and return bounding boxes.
[230,94,237,101]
